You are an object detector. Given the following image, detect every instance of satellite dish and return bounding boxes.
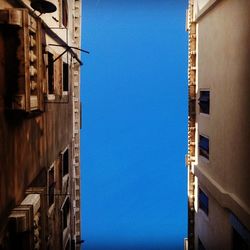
[31,0,57,14]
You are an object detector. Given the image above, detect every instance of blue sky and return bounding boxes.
[80,1,188,249]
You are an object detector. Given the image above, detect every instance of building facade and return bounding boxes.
[0,0,82,249]
[186,0,250,249]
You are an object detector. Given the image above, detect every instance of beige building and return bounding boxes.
[0,0,82,249]
[186,0,250,249]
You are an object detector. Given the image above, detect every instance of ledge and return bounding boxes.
[194,164,250,230]
[194,0,221,21]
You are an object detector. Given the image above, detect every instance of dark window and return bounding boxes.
[48,167,55,207]
[62,148,69,176]
[199,188,209,215]
[63,62,69,92]
[199,90,210,114]
[48,52,54,94]
[198,238,206,250]
[62,0,68,27]
[199,135,209,159]
[62,198,70,230]
[233,228,248,250]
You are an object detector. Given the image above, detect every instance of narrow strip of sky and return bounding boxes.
[81,0,188,249]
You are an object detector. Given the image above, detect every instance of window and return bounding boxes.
[198,238,206,250]
[233,228,248,250]
[199,188,209,215]
[48,52,54,94]
[63,62,69,92]
[230,213,250,250]
[48,166,55,207]
[62,198,70,230]
[199,135,209,159]
[199,90,210,114]
[62,0,68,27]
[62,148,69,177]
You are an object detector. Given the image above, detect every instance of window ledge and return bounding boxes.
[199,113,210,118]
[47,94,56,101]
[195,0,221,21]
[199,155,210,164]
[45,94,69,103]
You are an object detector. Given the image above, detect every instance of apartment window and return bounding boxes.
[48,166,55,207]
[198,238,206,250]
[233,228,248,250]
[199,188,209,215]
[199,90,210,114]
[230,213,250,250]
[62,0,68,27]
[48,52,54,94]
[63,62,69,92]
[62,148,69,177]
[62,198,70,230]
[199,135,209,159]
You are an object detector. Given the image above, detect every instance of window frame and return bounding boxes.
[62,61,69,94]
[62,147,69,177]
[62,0,68,28]
[48,164,55,208]
[232,228,248,250]
[47,51,55,95]
[198,188,209,215]
[199,90,210,115]
[61,197,70,231]
[198,237,206,250]
[65,239,70,250]
[199,134,209,160]
[230,213,250,250]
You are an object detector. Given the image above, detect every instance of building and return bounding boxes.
[185,0,250,249]
[0,0,82,249]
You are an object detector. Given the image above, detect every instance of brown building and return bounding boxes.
[0,0,82,249]
[185,0,250,249]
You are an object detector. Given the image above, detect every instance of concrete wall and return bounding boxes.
[193,0,250,247]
